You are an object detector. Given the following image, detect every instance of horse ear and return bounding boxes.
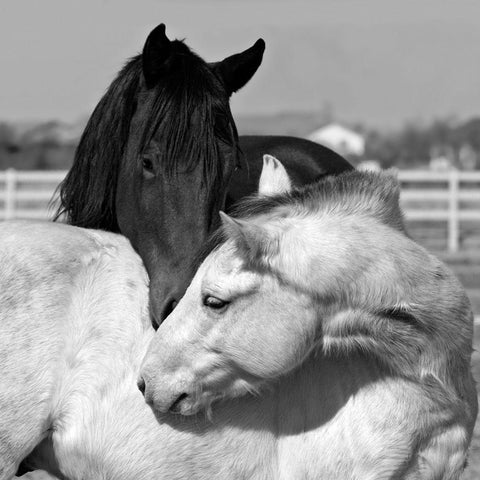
[216,39,265,95]
[142,23,172,89]
[259,155,292,196]
[219,211,271,262]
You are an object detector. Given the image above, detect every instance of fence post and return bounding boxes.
[4,168,16,220]
[447,169,459,253]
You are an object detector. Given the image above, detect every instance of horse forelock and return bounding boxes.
[138,40,238,187]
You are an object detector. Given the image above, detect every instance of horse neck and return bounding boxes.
[273,349,385,431]
[287,209,473,390]
[276,207,427,312]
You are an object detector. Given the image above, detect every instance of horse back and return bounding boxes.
[0,221,149,477]
[227,135,353,207]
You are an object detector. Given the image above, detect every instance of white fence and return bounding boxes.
[0,169,65,220]
[398,170,480,252]
[0,168,480,252]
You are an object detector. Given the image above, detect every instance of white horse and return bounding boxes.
[140,157,478,479]
[0,157,476,480]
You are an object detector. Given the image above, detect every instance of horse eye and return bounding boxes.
[203,295,228,310]
[142,156,154,172]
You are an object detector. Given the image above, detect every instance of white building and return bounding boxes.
[357,160,381,171]
[308,123,365,157]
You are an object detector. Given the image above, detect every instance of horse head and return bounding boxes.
[139,159,442,416]
[56,24,265,325]
[139,156,322,415]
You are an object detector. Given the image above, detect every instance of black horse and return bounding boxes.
[56,24,352,327]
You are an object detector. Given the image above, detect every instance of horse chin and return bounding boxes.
[183,382,259,417]
[167,392,217,417]
[169,399,199,416]
[153,380,260,418]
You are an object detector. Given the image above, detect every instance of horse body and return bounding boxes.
[47,358,467,479]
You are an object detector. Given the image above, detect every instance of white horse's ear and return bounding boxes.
[258,155,292,196]
[219,211,271,261]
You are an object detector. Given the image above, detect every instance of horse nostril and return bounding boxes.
[137,377,146,396]
[169,392,188,413]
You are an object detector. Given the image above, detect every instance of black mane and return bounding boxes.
[140,41,238,178]
[54,56,140,231]
[55,39,237,230]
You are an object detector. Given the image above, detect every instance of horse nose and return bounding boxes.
[137,373,189,413]
[137,376,146,396]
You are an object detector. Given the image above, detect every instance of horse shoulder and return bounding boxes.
[0,221,105,476]
[319,225,472,376]
[0,222,149,478]
[275,355,469,479]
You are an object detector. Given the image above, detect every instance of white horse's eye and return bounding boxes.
[203,295,229,310]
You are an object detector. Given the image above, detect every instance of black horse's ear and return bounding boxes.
[142,23,172,88]
[216,39,265,95]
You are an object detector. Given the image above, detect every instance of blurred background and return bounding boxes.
[2,0,480,171]
[1,1,479,478]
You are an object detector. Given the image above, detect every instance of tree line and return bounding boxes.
[0,116,479,170]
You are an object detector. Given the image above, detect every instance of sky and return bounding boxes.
[1,0,480,128]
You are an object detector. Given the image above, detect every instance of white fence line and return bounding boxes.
[0,169,65,221]
[0,169,479,252]
[397,170,480,252]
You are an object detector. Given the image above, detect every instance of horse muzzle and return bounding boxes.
[137,372,204,416]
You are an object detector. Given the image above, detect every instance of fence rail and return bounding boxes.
[0,169,65,220]
[397,170,480,252]
[0,168,480,252]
